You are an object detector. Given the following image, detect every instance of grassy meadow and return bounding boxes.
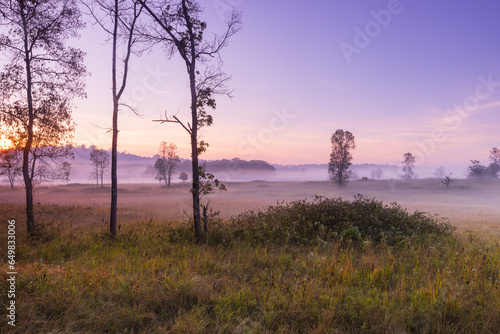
[0,179,499,333]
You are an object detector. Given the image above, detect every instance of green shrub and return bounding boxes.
[212,195,454,246]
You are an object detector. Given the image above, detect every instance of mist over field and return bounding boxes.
[0,145,471,186]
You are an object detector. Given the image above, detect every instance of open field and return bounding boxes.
[1,178,499,232]
[1,179,499,333]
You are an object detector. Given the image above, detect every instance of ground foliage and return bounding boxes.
[210,195,454,246]
[0,198,499,334]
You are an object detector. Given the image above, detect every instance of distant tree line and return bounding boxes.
[202,158,275,172]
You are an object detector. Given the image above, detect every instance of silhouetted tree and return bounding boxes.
[440,173,453,188]
[82,0,144,237]
[328,129,356,185]
[0,148,22,188]
[468,160,486,178]
[140,0,241,241]
[0,0,87,234]
[179,172,188,182]
[401,152,416,180]
[154,157,167,185]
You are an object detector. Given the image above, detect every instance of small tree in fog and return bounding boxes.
[90,147,110,187]
[61,162,72,184]
[155,142,180,187]
[401,152,416,180]
[370,167,383,180]
[328,129,356,185]
[179,172,188,182]
[434,166,446,179]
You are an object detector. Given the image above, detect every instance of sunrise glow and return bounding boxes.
[0,137,13,150]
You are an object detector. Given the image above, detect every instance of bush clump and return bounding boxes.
[215,195,454,246]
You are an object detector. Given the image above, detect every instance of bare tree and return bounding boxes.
[82,0,144,236]
[440,173,453,188]
[0,148,22,188]
[401,152,416,180]
[328,130,356,185]
[139,0,241,241]
[0,0,87,234]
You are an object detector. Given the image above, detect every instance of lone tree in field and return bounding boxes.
[82,0,144,237]
[139,0,241,241]
[401,152,416,180]
[179,171,188,182]
[328,129,356,185]
[0,0,87,234]
[90,147,110,188]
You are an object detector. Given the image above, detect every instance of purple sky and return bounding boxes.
[71,0,500,168]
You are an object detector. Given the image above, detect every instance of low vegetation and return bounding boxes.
[1,197,499,333]
[212,195,454,246]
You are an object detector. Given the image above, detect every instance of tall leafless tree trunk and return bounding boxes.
[84,0,143,237]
